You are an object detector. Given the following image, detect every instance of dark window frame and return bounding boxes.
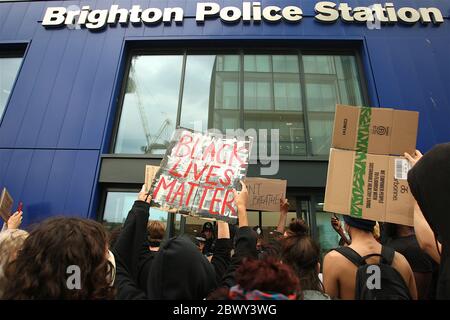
[109,43,369,158]
[99,40,371,227]
[0,43,27,126]
[99,187,177,238]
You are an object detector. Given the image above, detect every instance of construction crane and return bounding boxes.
[128,58,172,154]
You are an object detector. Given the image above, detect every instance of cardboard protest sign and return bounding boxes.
[145,165,160,191]
[325,104,419,226]
[0,188,13,223]
[332,104,418,156]
[148,128,253,223]
[245,177,287,212]
[324,149,415,226]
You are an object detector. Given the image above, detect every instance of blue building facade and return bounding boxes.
[0,0,449,247]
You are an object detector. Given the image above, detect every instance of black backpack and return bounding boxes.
[334,246,411,300]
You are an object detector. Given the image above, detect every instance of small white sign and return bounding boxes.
[394,159,411,180]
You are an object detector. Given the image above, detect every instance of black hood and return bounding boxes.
[407,143,450,245]
[146,235,217,300]
[408,142,450,299]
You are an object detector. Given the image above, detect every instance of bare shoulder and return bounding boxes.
[392,251,413,275]
[324,249,348,265]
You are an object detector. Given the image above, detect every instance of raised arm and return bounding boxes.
[234,181,249,228]
[331,215,351,246]
[276,198,289,235]
[211,221,232,283]
[413,202,441,263]
[405,150,441,264]
[112,185,151,283]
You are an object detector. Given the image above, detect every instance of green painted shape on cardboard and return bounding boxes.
[350,107,371,218]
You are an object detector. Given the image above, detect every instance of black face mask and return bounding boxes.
[149,240,161,247]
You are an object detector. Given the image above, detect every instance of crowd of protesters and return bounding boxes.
[0,143,449,300]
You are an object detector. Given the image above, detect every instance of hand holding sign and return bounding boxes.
[404,150,423,167]
[280,198,289,214]
[234,181,248,227]
[276,198,289,234]
[7,211,23,230]
[138,184,152,204]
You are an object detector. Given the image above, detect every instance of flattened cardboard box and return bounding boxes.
[0,188,13,223]
[324,148,414,226]
[332,104,419,156]
[245,177,287,212]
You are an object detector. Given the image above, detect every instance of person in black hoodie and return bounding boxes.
[112,185,151,299]
[407,145,450,299]
[146,235,217,299]
[217,181,258,289]
[113,185,233,299]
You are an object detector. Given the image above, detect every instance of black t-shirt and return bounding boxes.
[386,235,434,273]
[203,237,215,256]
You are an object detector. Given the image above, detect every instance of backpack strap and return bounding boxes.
[380,246,395,265]
[334,246,364,267]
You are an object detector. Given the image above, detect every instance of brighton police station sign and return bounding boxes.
[42,1,445,30]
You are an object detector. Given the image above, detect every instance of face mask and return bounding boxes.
[106,250,116,286]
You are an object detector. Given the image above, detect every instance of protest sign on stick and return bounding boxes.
[0,188,13,223]
[145,165,160,191]
[245,177,287,212]
[148,128,252,223]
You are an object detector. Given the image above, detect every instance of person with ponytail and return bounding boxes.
[280,219,330,300]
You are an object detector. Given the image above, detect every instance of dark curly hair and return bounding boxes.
[3,217,115,300]
[208,257,300,300]
[280,219,323,292]
[235,257,300,295]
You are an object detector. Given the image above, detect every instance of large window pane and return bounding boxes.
[103,191,169,226]
[180,55,216,131]
[212,55,240,132]
[114,52,365,158]
[304,55,364,156]
[0,57,22,119]
[114,55,183,154]
[313,197,340,259]
[244,54,306,156]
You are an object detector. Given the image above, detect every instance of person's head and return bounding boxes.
[258,240,282,260]
[343,216,376,238]
[228,257,300,300]
[194,236,206,253]
[3,217,115,300]
[148,220,165,251]
[108,225,122,248]
[147,235,217,299]
[253,226,264,252]
[408,143,450,246]
[202,222,214,240]
[0,229,29,298]
[280,219,322,292]
[383,223,414,240]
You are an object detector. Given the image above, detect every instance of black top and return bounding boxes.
[113,200,233,300]
[408,142,450,299]
[387,235,434,273]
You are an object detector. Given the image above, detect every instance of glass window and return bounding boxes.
[243,54,305,156]
[261,210,297,242]
[0,56,22,120]
[102,191,169,227]
[180,55,216,131]
[313,197,341,259]
[212,55,241,132]
[114,51,366,158]
[114,55,183,154]
[304,55,364,156]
